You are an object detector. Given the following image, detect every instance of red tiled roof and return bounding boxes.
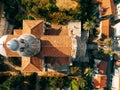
[31,21,44,38]
[40,36,72,57]
[98,61,108,74]
[22,56,43,72]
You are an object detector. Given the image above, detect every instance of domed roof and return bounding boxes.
[7,39,20,51]
[0,34,41,57]
[18,34,41,57]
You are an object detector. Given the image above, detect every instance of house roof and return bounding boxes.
[93,74,107,88]
[14,29,23,35]
[98,61,108,74]
[101,20,110,39]
[100,0,115,17]
[22,56,43,72]
[40,36,72,57]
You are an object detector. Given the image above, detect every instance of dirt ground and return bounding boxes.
[56,0,78,10]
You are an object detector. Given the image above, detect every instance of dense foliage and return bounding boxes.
[1,0,96,28]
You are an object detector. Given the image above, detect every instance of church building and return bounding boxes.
[0,20,81,74]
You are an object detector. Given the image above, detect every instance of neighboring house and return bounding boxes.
[114,22,120,37]
[111,55,120,90]
[94,0,115,40]
[0,20,81,76]
[113,21,120,51]
[93,74,107,89]
[115,3,120,20]
[93,55,113,89]
[112,66,120,90]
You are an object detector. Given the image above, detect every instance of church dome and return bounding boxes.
[7,39,20,51]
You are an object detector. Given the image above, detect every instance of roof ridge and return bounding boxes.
[23,20,43,30]
[22,63,40,72]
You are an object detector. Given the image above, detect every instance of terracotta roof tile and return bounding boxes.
[14,29,23,35]
[93,75,107,88]
[22,63,40,72]
[22,56,43,72]
[31,21,44,38]
[30,57,43,71]
[100,0,115,16]
[23,20,43,35]
[101,20,110,39]
[22,57,30,71]
[40,36,72,57]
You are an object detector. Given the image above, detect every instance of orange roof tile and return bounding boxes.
[23,20,44,35]
[30,57,43,71]
[100,0,115,16]
[22,56,43,72]
[94,75,107,88]
[22,57,30,70]
[101,20,110,39]
[40,36,72,57]
[14,29,23,35]
[22,63,40,72]
[31,21,44,38]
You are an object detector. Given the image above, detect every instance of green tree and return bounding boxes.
[83,20,95,31]
[3,74,24,89]
[0,85,7,90]
[71,79,79,90]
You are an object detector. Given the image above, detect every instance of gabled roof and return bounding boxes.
[22,56,43,72]
[23,20,43,30]
[23,20,44,35]
[22,63,40,72]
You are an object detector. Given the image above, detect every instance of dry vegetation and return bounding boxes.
[56,0,78,10]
